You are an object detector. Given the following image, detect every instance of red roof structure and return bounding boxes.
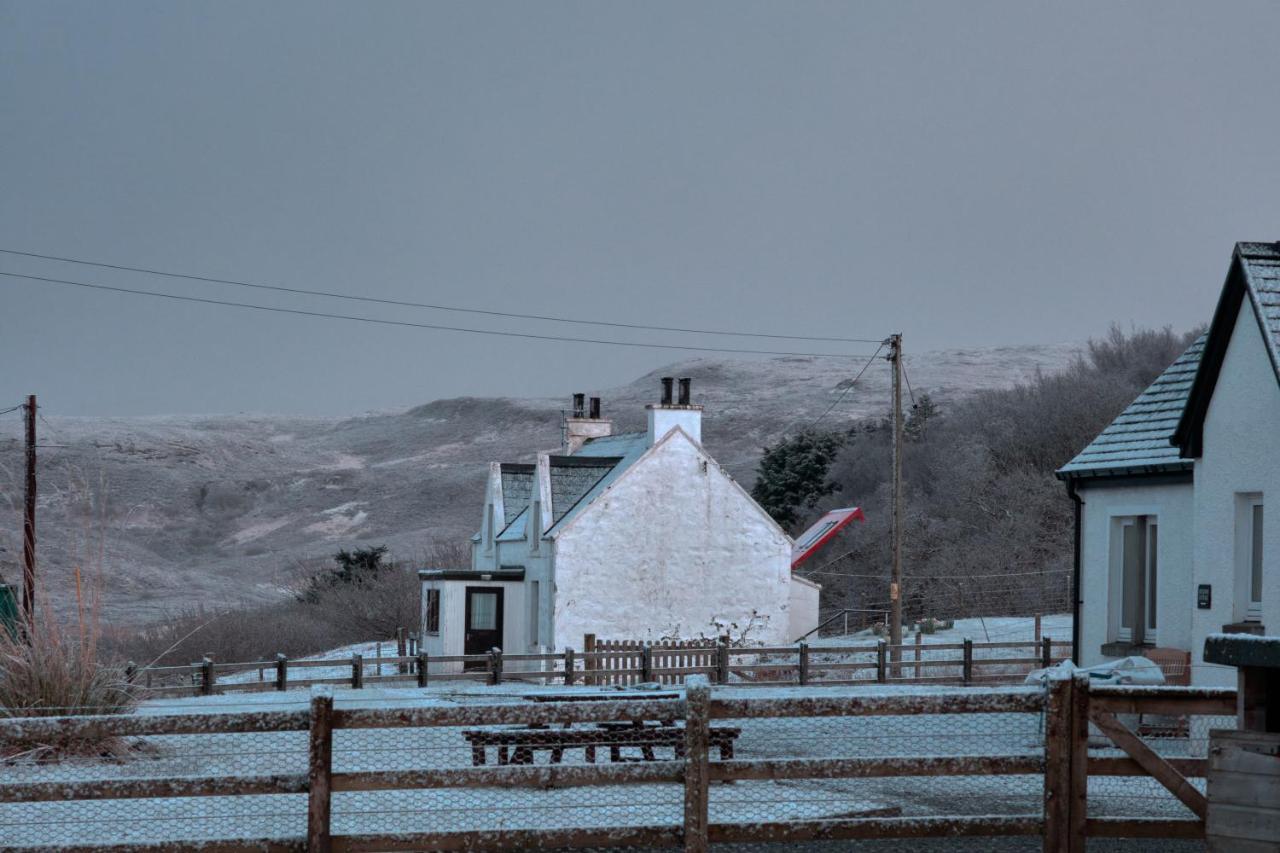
[790,507,865,569]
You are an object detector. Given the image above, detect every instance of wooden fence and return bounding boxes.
[0,676,1236,851]
[133,635,1073,697]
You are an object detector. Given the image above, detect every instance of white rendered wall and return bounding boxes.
[1192,298,1280,686]
[552,429,793,648]
[788,575,822,641]
[647,407,702,446]
[1075,481,1194,668]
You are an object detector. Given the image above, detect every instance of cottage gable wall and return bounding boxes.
[551,428,792,648]
[1192,296,1280,684]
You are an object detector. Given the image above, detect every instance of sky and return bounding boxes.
[3,1,1280,417]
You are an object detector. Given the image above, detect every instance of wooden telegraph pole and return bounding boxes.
[21,394,36,629]
[888,337,904,669]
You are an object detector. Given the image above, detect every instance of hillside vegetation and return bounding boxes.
[0,343,1076,623]
[756,326,1202,623]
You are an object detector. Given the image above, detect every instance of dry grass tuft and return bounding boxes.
[0,568,138,761]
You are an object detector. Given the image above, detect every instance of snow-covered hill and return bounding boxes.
[0,344,1079,623]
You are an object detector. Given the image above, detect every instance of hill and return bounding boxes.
[0,344,1078,623]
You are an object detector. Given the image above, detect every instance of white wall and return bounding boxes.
[1192,297,1280,685]
[552,429,793,648]
[1076,480,1194,668]
[788,575,822,641]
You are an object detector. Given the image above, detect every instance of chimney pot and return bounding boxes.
[588,396,601,419]
[572,393,585,418]
[678,378,691,406]
[660,377,674,406]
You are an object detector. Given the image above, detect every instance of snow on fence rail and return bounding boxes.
[0,677,1236,850]
[128,635,1074,697]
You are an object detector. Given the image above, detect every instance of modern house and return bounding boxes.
[1058,242,1280,685]
[419,378,820,666]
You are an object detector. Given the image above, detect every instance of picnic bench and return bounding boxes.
[461,722,740,765]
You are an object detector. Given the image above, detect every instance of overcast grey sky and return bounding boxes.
[3,1,1279,417]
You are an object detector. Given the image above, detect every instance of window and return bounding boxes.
[469,592,498,631]
[425,588,440,635]
[528,580,540,648]
[1237,495,1264,622]
[1112,515,1157,644]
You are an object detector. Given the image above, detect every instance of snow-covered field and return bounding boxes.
[0,670,1218,849]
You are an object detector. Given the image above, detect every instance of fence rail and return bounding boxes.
[131,634,1073,697]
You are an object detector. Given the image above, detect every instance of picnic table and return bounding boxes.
[461,721,740,765]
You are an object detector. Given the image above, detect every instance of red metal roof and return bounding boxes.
[791,507,865,569]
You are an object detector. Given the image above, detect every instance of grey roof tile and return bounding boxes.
[1058,334,1206,479]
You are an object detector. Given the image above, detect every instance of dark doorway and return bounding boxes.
[464,586,504,667]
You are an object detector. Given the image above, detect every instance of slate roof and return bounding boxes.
[547,432,650,537]
[1230,242,1280,383]
[498,464,534,526]
[548,457,620,524]
[1057,335,1205,480]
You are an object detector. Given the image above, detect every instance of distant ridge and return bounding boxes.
[0,343,1078,623]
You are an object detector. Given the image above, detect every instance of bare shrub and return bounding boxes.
[0,573,138,760]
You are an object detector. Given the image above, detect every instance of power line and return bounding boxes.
[0,247,885,344]
[0,271,881,359]
[902,360,918,408]
[0,405,23,417]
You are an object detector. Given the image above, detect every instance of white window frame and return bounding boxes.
[1109,514,1158,645]
[1235,493,1264,623]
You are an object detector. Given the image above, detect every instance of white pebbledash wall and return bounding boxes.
[551,428,794,648]
[1075,481,1194,668]
[1191,298,1280,686]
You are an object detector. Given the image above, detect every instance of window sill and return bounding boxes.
[1221,621,1267,636]
[1100,641,1153,658]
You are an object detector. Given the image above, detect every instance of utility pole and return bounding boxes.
[21,394,36,629]
[888,336,903,670]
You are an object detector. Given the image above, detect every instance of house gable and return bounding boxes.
[1175,242,1280,458]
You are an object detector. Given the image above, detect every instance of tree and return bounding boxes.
[299,545,390,602]
[751,430,845,530]
[905,393,939,442]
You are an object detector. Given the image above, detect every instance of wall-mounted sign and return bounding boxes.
[1197,584,1212,609]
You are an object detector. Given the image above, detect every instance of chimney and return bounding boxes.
[646,377,703,446]
[564,392,613,453]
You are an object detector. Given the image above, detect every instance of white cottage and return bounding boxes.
[419,378,820,665]
[1059,241,1280,685]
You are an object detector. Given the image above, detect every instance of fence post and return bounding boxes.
[641,644,654,683]
[876,640,887,684]
[1068,673,1089,852]
[396,627,407,675]
[125,661,137,685]
[1035,614,1043,643]
[275,654,288,692]
[489,648,503,686]
[914,631,923,680]
[1041,637,1053,671]
[683,675,711,853]
[352,654,363,690]
[1043,673,1073,853]
[962,638,974,686]
[797,642,809,686]
[564,648,576,686]
[584,633,596,687]
[307,686,334,853]
[716,637,730,685]
[417,652,429,688]
[201,657,215,696]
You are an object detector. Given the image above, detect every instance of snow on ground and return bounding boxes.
[0,675,1219,848]
[219,638,408,685]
